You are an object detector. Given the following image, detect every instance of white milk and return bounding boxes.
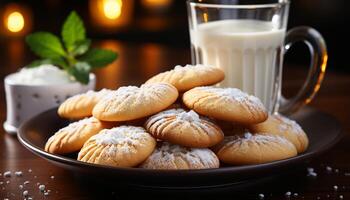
[191,19,285,111]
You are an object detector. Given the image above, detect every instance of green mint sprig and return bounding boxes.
[25,11,118,84]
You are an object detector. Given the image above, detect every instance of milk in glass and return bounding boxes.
[191,19,285,111]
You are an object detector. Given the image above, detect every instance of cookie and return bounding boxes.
[58,89,112,119]
[93,83,178,121]
[182,86,268,124]
[140,142,219,169]
[214,133,297,165]
[78,126,156,167]
[145,64,225,92]
[45,117,112,154]
[249,114,309,153]
[145,108,224,147]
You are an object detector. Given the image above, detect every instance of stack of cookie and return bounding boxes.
[45,64,308,170]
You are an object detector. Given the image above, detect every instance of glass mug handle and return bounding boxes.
[279,26,328,115]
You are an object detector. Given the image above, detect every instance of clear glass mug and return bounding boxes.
[187,0,327,114]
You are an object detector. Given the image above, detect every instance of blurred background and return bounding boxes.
[0,0,347,74]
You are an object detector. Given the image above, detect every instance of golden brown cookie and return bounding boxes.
[93,83,178,121]
[140,142,220,169]
[213,133,297,165]
[249,114,309,153]
[45,117,112,154]
[145,108,224,147]
[145,64,225,92]
[182,86,268,124]
[58,89,112,119]
[78,126,156,167]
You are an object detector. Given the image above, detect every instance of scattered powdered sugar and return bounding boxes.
[3,171,11,177]
[15,171,23,177]
[39,184,46,192]
[307,170,318,177]
[176,110,200,122]
[258,193,265,199]
[285,191,292,196]
[94,126,148,146]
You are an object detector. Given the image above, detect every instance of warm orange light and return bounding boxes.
[142,0,173,10]
[89,0,133,30]
[103,0,122,19]
[1,4,32,36]
[7,11,25,32]
[203,13,209,22]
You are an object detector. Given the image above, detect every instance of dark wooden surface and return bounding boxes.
[0,39,349,200]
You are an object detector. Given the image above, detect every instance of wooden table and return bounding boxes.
[0,40,349,200]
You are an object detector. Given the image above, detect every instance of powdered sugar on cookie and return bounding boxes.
[277,115,304,134]
[176,110,200,122]
[140,142,219,169]
[58,117,97,132]
[94,126,148,146]
[173,64,215,72]
[196,86,264,108]
[225,133,292,147]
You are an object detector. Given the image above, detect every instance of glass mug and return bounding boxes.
[187,0,327,114]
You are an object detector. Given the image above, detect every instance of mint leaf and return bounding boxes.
[27,58,68,69]
[62,11,86,52]
[27,59,53,68]
[80,48,118,68]
[72,39,91,56]
[68,62,91,84]
[26,32,66,58]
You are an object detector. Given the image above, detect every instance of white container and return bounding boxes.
[3,73,96,134]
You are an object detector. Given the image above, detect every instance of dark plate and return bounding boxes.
[17,107,342,189]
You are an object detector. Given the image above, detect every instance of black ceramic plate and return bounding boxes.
[18,107,342,189]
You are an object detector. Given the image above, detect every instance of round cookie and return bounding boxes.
[249,114,309,153]
[182,86,268,124]
[58,89,112,119]
[93,83,178,121]
[145,108,224,147]
[145,64,225,92]
[78,126,156,167]
[213,133,297,165]
[140,142,219,169]
[45,117,112,154]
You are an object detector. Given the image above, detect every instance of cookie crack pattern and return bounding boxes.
[114,93,135,112]
[81,145,99,162]
[191,93,216,110]
[88,145,103,163]
[154,119,173,138]
[177,153,192,169]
